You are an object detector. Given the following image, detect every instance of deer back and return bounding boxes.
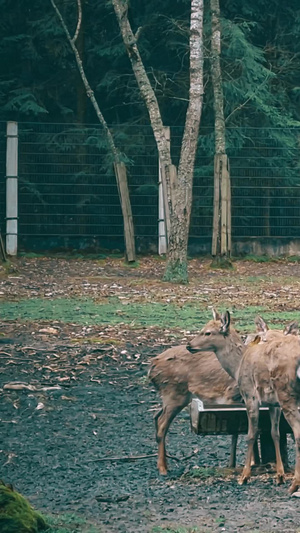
[239,328,300,404]
[149,345,241,404]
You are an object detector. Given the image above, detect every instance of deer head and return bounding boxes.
[187,311,231,354]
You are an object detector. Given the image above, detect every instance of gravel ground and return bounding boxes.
[0,338,299,533]
[0,256,300,532]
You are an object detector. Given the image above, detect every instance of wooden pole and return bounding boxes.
[6,121,18,256]
[113,162,136,262]
[158,127,170,254]
[212,154,221,256]
[220,154,229,255]
[227,157,232,255]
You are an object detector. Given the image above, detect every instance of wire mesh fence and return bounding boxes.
[1,121,300,254]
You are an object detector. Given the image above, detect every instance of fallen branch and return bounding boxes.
[88,451,198,464]
[88,453,157,463]
[96,494,130,503]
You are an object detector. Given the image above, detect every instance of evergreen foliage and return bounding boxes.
[1,0,300,251]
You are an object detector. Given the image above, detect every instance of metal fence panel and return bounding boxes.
[1,122,300,254]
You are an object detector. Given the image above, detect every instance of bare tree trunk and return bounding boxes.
[111,0,173,211]
[75,2,87,124]
[112,0,204,283]
[210,0,231,267]
[164,0,204,282]
[51,0,136,262]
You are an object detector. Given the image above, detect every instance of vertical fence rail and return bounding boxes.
[158,126,170,255]
[6,121,18,255]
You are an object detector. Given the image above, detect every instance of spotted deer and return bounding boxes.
[187,310,300,494]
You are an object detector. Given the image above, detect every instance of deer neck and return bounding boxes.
[214,333,244,382]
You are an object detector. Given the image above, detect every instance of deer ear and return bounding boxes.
[255,316,268,333]
[212,308,221,321]
[250,334,261,346]
[284,321,299,336]
[220,311,230,334]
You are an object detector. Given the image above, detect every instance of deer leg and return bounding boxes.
[249,438,260,467]
[155,394,190,475]
[269,406,285,485]
[252,439,260,465]
[280,433,289,472]
[229,433,238,468]
[239,400,259,485]
[279,402,300,494]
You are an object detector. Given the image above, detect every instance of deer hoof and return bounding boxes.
[276,474,285,485]
[158,466,168,476]
[289,480,300,494]
[238,475,249,485]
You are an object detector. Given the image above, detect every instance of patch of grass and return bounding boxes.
[70,337,121,345]
[241,254,276,263]
[286,255,300,262]
[244,275,269,283]
[124,260,140,268]
[151,526,200,533]
[136,375,149,386]
[0,297,299,333]
[19,251,117,260]
[181,466,219,480]
[45,513,101,532]
[0,298,213,329]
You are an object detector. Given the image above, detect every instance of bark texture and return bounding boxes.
[111,0,173,211]
[113,0,204,283]
[164,0,204,283]
[210,0,231,265]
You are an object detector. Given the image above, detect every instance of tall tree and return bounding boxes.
[112,0,204,283]
[51,0,136,262]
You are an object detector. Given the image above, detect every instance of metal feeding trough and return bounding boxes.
[190,398,293,465]
[190,398,292,436]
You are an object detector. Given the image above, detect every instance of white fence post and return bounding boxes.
[158,126,170,255]
[6,121,18,256]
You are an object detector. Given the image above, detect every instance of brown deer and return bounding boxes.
[187,311,300,494]
[244,315,294,345]
[149,343,244,475]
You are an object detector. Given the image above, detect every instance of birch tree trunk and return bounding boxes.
[210,0,232,267]
[112,0,204,283]
[51,0,136,262]
[163,0,204,282]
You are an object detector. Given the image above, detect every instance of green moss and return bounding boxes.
[210,256,233,269]
[0,481,47,532]
[124,260,140,268]
[163,260,188,284]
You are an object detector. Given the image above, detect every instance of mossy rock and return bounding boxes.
[0,481,47,532]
